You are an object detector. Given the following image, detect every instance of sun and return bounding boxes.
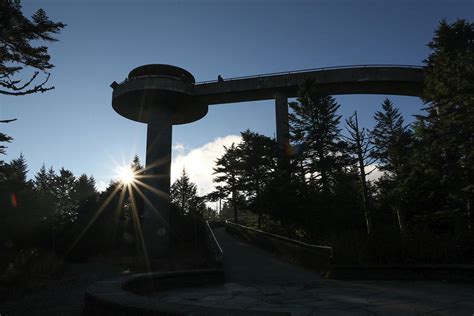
[117,166,135,185]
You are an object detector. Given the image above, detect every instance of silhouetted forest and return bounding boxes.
[211,19,474,264]
[0,16,472,300]
[0,154,215,300]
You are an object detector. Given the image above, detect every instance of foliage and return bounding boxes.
[416,19,474,233]
[170,168,205,216]
[213,143,243,222]
[345,111,375,236]
[237,130,277,228]
[289,82,348,196]
[0,131,12,156]
[0,0,65,95]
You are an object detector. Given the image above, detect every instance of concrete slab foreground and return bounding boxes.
[145,227,474,315]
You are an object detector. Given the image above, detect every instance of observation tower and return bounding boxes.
[111,64,208,256]
[111,63,424,256]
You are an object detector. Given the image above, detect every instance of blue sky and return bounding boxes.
[1,0,473,191]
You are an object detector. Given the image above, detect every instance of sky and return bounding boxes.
[1,0,473,193]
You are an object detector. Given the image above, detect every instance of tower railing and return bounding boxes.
[116,64,424,86]
[195,64,424,85]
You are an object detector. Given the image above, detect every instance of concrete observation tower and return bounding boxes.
[111,63,425,257]
[111,65,208,257]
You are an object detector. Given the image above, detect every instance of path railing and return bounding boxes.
[116,64,424,86]
[196,64,424,84]
[225,219,333,275]
[205,220,224,264]
[225,219,333,258]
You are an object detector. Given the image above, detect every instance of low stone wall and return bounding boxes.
[84,269,289,315]
[225,221,332,276]
[84,269,216,315]
[204,221,223,267]
[328,264,474,282]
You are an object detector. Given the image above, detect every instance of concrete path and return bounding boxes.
[150,227,474,315]
[0,262,125,316]
[213,227,320,285]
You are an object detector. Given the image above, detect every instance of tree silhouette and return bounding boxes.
[213,143,242,222]
[289,81,343,196]
[0,0,65,96]
[237,130,277,228]
[418,19,474,232]
[345,111,376,236]
[371,98,412,238]
[170,168,204,216]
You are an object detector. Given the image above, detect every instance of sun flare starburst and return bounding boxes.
[117,166,136,185]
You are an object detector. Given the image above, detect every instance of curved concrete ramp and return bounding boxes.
[213,227,320,285]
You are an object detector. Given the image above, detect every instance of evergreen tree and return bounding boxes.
[237,130,277,228]
[0,131,12,156]
[345,111,376,236]
[131,155,143,175]
[73,174,97,203]
[4,153,31,191]
[34,164,50,192]
[33,164,56,229]
[170,168,204,215]
[0,0,65,95]
[371,98,412,238]
[128,154,144,220]
[206,185,227,217]
[371,98,411,174]
[49,167,77,247]
[289,81,344,196]
[417,19,474,232]
[213,143,243,222]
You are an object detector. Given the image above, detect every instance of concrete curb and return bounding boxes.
[327,264,474,282]
[84,269,289,315]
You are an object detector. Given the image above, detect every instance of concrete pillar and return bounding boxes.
[143,109,172,257]
[275,93,289,162]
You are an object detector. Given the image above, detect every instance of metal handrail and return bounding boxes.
[225,219,333,258]
[205,220,224,258]
[117,75,192,85]
[195,64,424,85]
[115,64,424,86]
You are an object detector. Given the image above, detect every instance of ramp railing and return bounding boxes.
[205,220,224,264]
[225,219,333,275]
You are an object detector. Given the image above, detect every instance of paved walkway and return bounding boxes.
[214,227,320,285]
[151,227,474,315]
[0,262,124,316]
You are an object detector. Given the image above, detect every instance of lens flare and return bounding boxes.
[117,166,135,185]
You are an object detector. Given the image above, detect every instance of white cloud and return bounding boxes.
[172,142,186,154]
[171,135,241,195]
[365,164,383,182]
[96,179,109,192]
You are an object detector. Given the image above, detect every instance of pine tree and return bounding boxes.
[52,168,77,225]
[0,132,12,156]
[5,153,31,190]
[237,130,277,228]
[371,98,411,175]
[0,0,65,95]
[289,80,343,196]
[171,168,200,215]
[131,155,143,175]
[34,164,48,191]
[213,143,243,222]
[345,111,376,236]
[418,19,474,232]
[371,98,412,238]
[74,174,97,203]
[34,164,56,218]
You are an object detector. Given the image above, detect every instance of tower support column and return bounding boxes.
[143,108,172,258]
[275,93,290,166]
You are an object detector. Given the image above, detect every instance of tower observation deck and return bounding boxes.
[111,64,425,256]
